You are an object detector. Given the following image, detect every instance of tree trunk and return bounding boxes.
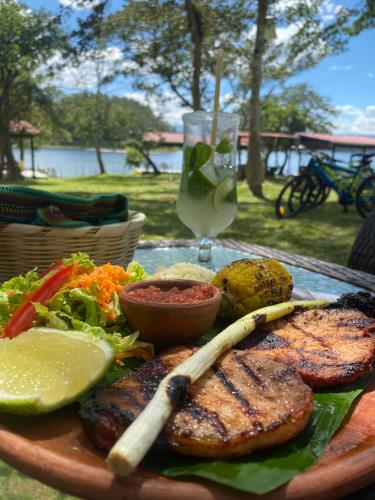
[138,147,161,175]
[95,145,106,175]
[185,0,203,111]
[0,135,6,177]
[245,0,269,198]
[0,126,21,180]
[0,77,22,180]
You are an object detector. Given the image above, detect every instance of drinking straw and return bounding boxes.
[210,48,223,148]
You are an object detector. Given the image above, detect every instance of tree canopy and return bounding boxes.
[104,0,356,114]
[107,0,255,110]
[1,0,373,180]
[0,0,63,178]
[50,93,170,148]
[237,84,336,134]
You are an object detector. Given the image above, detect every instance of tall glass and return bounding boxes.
[177,111,240,263]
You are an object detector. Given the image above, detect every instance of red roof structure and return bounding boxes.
[238,131,293,148]
[6,120,40,178]
[142,130,375,153]
[9,120,40,137]
[295,132,375,150]
[143,132,183,146]
[143,131,294,148]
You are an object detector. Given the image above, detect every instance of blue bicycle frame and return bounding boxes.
[307,155,364,205]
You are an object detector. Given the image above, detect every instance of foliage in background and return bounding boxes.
[107,0,256,111]
[234,0,355,106]
[1,0,374,179]
[101,0,357,189]
[36,92,170,174]
[349,0,375,34]
[50,94,169,149]
[238,84,336,134]
[0,0,65,180]
[235,0,353,196]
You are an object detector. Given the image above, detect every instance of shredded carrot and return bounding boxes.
[64,263,130,319]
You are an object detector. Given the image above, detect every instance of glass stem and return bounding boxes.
[198,238,213,262]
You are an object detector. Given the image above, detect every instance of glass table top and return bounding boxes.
[134,245,364,296]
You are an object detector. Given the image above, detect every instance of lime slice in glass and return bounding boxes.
[0,328,114,415]
[213,177,235,210]
[186,163,219,198]
[200,163,220,186]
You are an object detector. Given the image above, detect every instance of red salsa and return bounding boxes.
[128,283,214,304]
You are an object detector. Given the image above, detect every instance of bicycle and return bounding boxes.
[275,151,375,218]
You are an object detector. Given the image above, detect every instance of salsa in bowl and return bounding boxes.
[119,279,221,346]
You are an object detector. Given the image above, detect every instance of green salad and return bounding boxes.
[0,252,153,362]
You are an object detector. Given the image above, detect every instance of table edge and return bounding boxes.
[137,239,375,291]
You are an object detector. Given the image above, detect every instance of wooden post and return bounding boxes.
[31,136,35,179]
[19,138,24,161]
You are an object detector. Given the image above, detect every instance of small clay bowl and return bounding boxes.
[119,279,221,346]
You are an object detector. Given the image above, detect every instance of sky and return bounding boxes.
[23,0,375,135]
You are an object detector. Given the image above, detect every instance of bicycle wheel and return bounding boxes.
[317,184,331,205]
[314,176,331,207]
[305,174,322,208]
[275,175,313,218]
[355,173,375,218]
[300,165,330,208]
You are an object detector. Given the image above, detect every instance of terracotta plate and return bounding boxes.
[0,376,373,500]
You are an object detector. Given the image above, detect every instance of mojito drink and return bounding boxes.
[177,142,237,238]
[177,111,239,262]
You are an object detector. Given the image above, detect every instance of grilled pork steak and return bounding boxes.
[237,304,375,388]
[80,348,313,458]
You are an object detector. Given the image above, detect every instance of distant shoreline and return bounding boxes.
[15,144,181,154]
[25,145,126,154]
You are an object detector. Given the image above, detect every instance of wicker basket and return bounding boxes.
[0,211,146,282]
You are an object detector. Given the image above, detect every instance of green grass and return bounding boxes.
[23,172,363,266]
[0,172,364,498]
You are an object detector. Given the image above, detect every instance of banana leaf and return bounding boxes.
[143,375,371,495]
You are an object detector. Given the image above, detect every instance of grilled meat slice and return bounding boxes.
[237,306,375,388]
[80,347,313,459]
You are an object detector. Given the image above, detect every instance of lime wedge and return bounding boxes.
[213,176,236,210]
[186,163,219,198]
[0,328,114,415]
[200,163,220,186]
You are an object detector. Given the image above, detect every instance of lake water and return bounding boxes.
[13,146,363,178]
[13,147,183,177]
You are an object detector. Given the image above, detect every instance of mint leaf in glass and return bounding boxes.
[190,141,212,170]
[216,138,233,154]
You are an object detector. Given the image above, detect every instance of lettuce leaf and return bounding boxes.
[0,270,41,326]
[127,260,148,282]
[63,252,95,273]
[70,318,139,354]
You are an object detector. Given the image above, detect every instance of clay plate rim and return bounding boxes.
[0,376,373,499]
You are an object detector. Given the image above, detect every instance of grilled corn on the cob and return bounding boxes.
[212,258,293,319]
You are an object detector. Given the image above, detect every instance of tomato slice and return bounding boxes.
[39,260,67,278]
[3,264,74,339]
